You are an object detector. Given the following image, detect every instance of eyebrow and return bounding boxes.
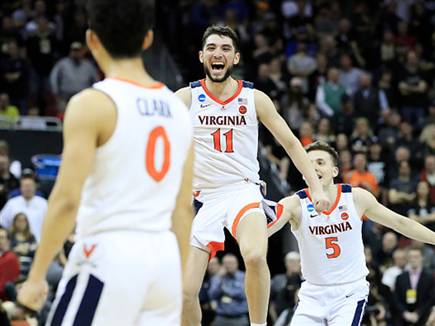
[205,43,233,48]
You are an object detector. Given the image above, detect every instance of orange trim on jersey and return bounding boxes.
[268,203,284,228]
[109,77,165,89]
[305,184,342,215]
[231,202,261,237]
[361,214,369,221]
[207,241,225,259]
[200,79,243,105]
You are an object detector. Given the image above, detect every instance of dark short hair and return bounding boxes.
[202,25,240,52]
[305,141,339,166]
[86,0,154,58]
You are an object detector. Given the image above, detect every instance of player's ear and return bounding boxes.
[142,30,154,50]
[233,51,240,65]
[199,50,204,63]
[332,166,339,178]
[86,29,99,53]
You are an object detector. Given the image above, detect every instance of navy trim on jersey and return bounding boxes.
[242,80,254,88]
[190,80,201,88]
[341,184,352,193]
[50,275,78,326]
[73,275,104,326]
[351,299,366,326]
[193,199,203,215]
[296,190,307,199]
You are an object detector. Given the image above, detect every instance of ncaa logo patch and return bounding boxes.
[307,203,315,212]
[239,105,247,114]
[198,94,206,102]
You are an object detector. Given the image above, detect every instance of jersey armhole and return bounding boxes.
[91,87,119,149]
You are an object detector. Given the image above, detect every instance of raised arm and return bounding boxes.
[354,187,435,245]
[267,195,301,237]
[255,89,329,212]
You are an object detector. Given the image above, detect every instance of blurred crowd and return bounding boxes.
[0,0,435,325]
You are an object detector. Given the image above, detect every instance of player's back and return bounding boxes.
[76,78,192,237]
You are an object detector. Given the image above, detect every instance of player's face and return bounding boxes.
[199,34,240,83]
[307,150,338,187]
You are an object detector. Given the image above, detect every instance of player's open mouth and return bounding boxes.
[211,62,225,72]
[317,174,323,180]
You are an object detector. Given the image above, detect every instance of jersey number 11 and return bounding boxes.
[211,128,234,153]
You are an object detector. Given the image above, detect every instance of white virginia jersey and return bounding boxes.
[190,79,260,190]
[292,184,369,285]
[75,78,192,237]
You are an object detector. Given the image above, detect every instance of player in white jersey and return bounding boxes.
[176,25,330,326]
[17,1,194,325]
[268,141,435,325]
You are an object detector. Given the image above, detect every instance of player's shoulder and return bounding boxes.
[279,193,301,212]
[253,88,274,108]
[175,86,192,108]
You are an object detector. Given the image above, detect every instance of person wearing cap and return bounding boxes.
[49,42,98,114]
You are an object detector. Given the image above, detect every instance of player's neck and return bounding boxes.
[204,77,238,99]
[324,183,339,202]
[102,57,155,86]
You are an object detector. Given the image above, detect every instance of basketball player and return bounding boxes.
[176,25,330,326]
[268,141,435,325]
[17,0,193,325]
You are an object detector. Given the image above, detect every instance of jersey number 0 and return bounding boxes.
[146,126,171,182]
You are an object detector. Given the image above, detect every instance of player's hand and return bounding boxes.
[311,190,330,213]
[17,279,49,312]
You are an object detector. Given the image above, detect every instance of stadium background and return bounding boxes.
[0,0,434,325]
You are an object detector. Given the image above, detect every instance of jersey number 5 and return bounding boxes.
[325,237,341,259]
[211,128,234,153]
[146,126,170,182]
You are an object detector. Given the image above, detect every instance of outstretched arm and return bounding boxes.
[267,195,300,237]
[354,187,435,245]
[255,90,329,212]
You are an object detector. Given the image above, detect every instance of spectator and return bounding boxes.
[376,231,398,270]
[420,155,435,205]
[367,143,386,187]
[388,160,418,216]
[0,93,19,126]
[350,117,377,154]
[382,248,407,291]
[379,30,397,68]
[0,174,47,242]
[315,67,346,118]
[308,53,328,100]
[298,120,314,147]
[287,42,316,92]
[338,53,364,96]
[397,51,428,126]
[269,251,301,324]
[408,181,435,231]
[419,123,435,157]
[335,133,349,152]
[378,110,401,150]
[393,246,434,326]
[255,63,278,101]
[0,154,18,210]
[9,213,36,278]
[344,152,379,196]
[208,253,248,326]
[0,227,20,301]
[269,56,290,105]
[338,149,352,182]
[314,117,335,144]
[199,257,221,325]
[280,77,310,130]
[331,94,354,136]
[353,73,385,124]
[49,42,98,113]
[395,121,422,161]
[0,40,30,113]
